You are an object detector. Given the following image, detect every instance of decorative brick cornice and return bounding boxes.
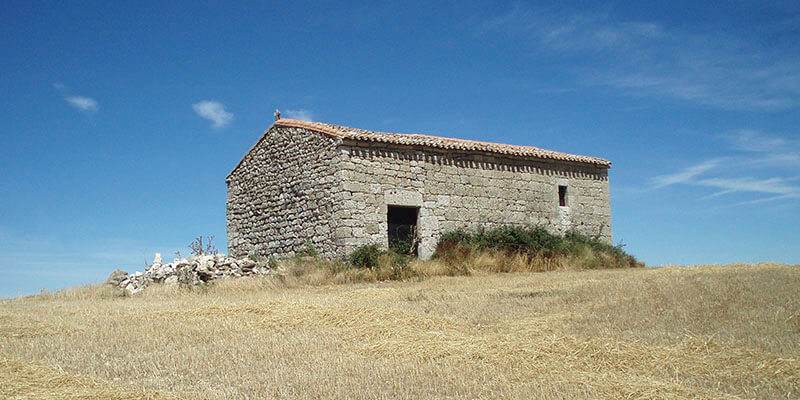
[274,119,611,168]
[227,118,611,181]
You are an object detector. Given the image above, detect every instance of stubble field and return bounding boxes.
[1,262,798,399]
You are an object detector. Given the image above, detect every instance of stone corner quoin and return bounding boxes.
[225,119,612,260]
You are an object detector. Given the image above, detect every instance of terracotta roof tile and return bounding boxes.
[275,118,611,167]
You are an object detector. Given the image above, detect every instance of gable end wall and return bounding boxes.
[226,126,342,259]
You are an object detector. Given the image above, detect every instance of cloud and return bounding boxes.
[697,177,800,198]
[723,130,800,168]
[652,161,800,201]
[651,159,725,188]
[192,100,233,129]
[725,129,800,160]
[65,96,99,113]
[650,130,800,203]
[53,84,98,113]
[284,109,313,122]
[480,6,800,111]
[727,129,789,153]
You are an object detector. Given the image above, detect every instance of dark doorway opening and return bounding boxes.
[387,206,419,256]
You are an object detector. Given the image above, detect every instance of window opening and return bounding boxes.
[387,206,419,256]
[558,185,568,207]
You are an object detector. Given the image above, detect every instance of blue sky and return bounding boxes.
[2,1,799,297]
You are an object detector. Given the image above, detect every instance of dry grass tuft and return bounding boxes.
[268,248,626,286]
[1,262,798,399]
[0,354,171,399]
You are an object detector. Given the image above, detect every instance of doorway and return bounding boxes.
[387,206,419,256]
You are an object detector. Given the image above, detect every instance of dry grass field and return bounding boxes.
[1,262,798,399]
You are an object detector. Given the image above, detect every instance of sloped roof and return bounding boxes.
[275,118,611,167]
[227,119,610,181]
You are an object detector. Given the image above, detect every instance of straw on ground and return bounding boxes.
[1,262,798,399]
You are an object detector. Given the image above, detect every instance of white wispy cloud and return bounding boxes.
[649,130,800,203]
[284,109,313,121]
[192,100,233,129]
[725,130,800,165]
[697,177,800,197]
[727,129,790,153]
[651,158,725,188]
[722,130,800,170]
[53,83,99,113]
[65,96,99,113]
[480,6,800,111]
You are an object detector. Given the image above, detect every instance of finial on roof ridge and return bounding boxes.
[274,108,281,121]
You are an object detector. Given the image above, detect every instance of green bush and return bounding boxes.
[347,245,416,280]
[248,253,262,263]
[434,225,641,269]
[297,241,319,258]
[348,244,383,269]
[389,236,414,255]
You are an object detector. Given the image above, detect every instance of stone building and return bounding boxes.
[226,118,612,260]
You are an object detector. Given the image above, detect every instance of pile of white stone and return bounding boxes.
[106,253,270,295]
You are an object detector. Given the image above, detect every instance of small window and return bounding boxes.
[558,185,568,207]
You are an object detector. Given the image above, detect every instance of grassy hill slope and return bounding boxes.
[1,263,798,399]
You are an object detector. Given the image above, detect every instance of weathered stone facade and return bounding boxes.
[226,125,340,259]
[226,119,611,260]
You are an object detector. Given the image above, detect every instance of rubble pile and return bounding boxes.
[106,253,270,295]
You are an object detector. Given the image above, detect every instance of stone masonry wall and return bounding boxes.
[227,126,612,261]
[226,126,342,259]
[330,141,611,259]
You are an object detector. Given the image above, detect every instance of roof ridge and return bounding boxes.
[273,118,611,167]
